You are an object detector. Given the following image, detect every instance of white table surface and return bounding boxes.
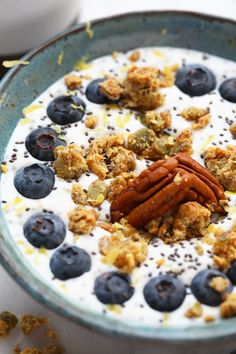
[1,0,236,353]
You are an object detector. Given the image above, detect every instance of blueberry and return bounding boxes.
[227,261,236,285]
[85,78,113,104]
[23,212,66,249]
[47,95,86,125]
[50,244,91,280]
[175,64,216,96]
[219,78,236,103]
[14,163,55,199]
[94,272,134,304]
[143,274,186,312]
[191,269,232,306]
[25,127,66,161]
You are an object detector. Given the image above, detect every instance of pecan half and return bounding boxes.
[110,153,226,228]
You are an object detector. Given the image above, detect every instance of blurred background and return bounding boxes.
[0,0,236,353]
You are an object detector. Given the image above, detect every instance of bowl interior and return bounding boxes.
[1,11,236,341]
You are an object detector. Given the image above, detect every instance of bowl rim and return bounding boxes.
[1,10,236,343]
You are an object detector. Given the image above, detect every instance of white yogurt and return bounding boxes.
[1,47,236,327]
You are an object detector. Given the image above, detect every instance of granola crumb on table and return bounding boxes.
[204,145,236,192]
[20,314,48,335]
[71,183,87,205]
[0,311,18,338]
[85,114,99,129]
[53,144,87,180]
[68,205,99,235]
[180,107,211,130]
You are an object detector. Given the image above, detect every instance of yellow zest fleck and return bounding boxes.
[163,312,169,325]
[152,49,166,59]
[15,205,27,215]
[39,247,47,255]
[116,112,131,129]
[19,118,32,126]
[2,60,30,68]
[225,191,236,197]
[22,104,42,116]
[16,240,25,246]
[2,204,10,211]
[13,197,22,205]
[156,258,165,266]
[207,224,215,233]
[101,248,120,265]
[1,164,8,173]
[71,103,84,111]
[85,21,94,39]
[200,135,215,153]
[74,57,92,71]
[57,50,64,65]
[106,304,122,314]
[25,245,35,255]
[194,241,204,256]
[121,64,130,73]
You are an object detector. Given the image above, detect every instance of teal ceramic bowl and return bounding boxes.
[1,11,236,342]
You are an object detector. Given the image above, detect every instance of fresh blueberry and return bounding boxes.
[23,212,66,249]
[25,127,66,161]
[219,78,236,103]
[94,272,134,304]
[143,274,186,312]
[227,261,236,285]
[175,64,216,96]
[14,163,55,199]
[50,244,91,280]
[191,269,232,306]
[85,78,112,104]
[47,95,86,125]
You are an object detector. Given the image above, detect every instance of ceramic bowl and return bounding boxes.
[1,11,236,343]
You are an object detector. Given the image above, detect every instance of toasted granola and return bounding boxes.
[68,205,99,235]
[71,183,87,205]
[54,144,87,180]
[159,64,179,88]
[87,179,108,206]
[128,50,141,62]
[20,314,48,335]
[122,66,164,110]
[172,128,193,156]
[0,311,18,337]
[209,276,230,292]
[16,345,64,354]
[85,114,99,129]
[185,302,203,318]
[86,134,125,179]
[106,146,136,177]
[230,123,236,138]
[99,221,148,273]
[99,78,123,100]
[180,107,211,130]
[204,145,236,192]
[213,224,236,269]
[220,292,236,318]
[144,110,171,133]
[64,75,82,90]
[108,172,135,202]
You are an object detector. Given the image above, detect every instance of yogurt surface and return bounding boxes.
[1,47,236,328]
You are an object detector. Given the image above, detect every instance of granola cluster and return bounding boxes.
[108,172,135,202]
[180,107,211,130]
[68,204,99,235]
[143,110,171,133]
[213,224,236,269]
[204,145,236,192]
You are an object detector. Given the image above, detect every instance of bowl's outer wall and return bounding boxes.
[1,11,236,342]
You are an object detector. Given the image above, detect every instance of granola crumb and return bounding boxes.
[112,51,118,60]
[159,64,179,88]
[106,146,136,177]
[213,223,236,269]
[68,205,99,235]
[54,144,87,180]
[194,242,204,256]
[204,145,236,192]
[99,78,123,100]
[85,115,99,129]
[99,221,148,273]
[108,172,135,202]
[144,110,171,133]
[122,66,164,111]
[45,326,59,340]
[185,302,203,318]
[204,315,215,322]
[15,344,64,354]
[209,276,230,292]
[71,183,87,205]
[64,75,82,90]
[20,314,48,335]
[1,163,8,173]
[220,293,236,318]
[180,107,211,129]
[0,311,18,337]
[156,258,165,266]
[172,128,193,156]
[97,222,116,233]
[230,123,236,138]
[128,50,140,62]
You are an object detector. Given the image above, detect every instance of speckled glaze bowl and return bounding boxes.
[1,11,236,348]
